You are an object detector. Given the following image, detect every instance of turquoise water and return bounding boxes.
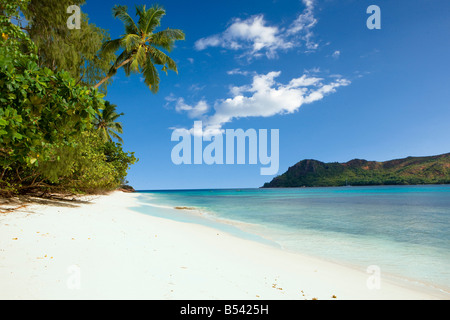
[134,185,450,295]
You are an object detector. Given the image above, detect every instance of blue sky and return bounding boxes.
[82,0,450,190]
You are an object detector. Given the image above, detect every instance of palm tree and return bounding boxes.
[94,101,124,143]
[94,4,185,93]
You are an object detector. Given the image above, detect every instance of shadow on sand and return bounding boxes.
[0,194,97,213]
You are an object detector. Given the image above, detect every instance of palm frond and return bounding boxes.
[151,28,185,51]
[94,102,124,143]
[120,34,141,52]
[108,121,124,134]
[122,59,134,76]
[114,51,133,67]
[138,5,166,35]
[101,38,122,55]
[129,58,140,73]
[136,46,147,66]
[112,5,139,35]
[134,4,147,20]
[109,113,124,123]
[142,58,160,93]
[108,51,133,77]
[147,46,178,73]
[110,131,124,143]
[130,46,147,72]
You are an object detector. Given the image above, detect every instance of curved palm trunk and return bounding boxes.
[93,75,111,90]
[93,57,134,89]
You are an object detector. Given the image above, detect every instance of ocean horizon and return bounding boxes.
[132,185,450,296]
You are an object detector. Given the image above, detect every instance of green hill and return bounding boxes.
[262,153,450,188]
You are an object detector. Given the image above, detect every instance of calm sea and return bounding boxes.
[133,185,450,295]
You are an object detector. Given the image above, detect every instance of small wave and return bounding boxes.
[135,201,174,210]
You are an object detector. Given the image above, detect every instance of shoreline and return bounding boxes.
[136,192,450,299]
[0,191,447,300]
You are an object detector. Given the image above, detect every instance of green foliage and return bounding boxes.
[21,0,116,91]
[0,0,37,65]
[95,4,185,92]
[263,154,450,188]
[38,131,137,193]
[0,58,101,168]
[94,101,124,143]
[102,140,137,187]
[0,0,27,17]
[0,3,137,196]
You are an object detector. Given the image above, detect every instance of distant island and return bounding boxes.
[263,153,450,188]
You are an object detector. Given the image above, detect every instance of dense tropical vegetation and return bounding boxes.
[20,0,117,92]
[0,0,183,197]
[263,153,450,188]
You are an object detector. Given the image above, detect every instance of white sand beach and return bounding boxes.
[0,191,446,300]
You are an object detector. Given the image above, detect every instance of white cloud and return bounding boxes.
[195,15,294,59]
[227,68,253,76]
[165,93,177,102]
[175,98,210,119]
[175,71,350,136]
[195,0,321,58]
[287,0,319,51]
[332,50,341,59]
[195,35,222,51]
[304,67,321,74]
[288,1,316,34]
[287,74,323,88]
[189,83,206,92]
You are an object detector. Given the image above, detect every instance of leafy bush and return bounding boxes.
[0,7,137,196]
